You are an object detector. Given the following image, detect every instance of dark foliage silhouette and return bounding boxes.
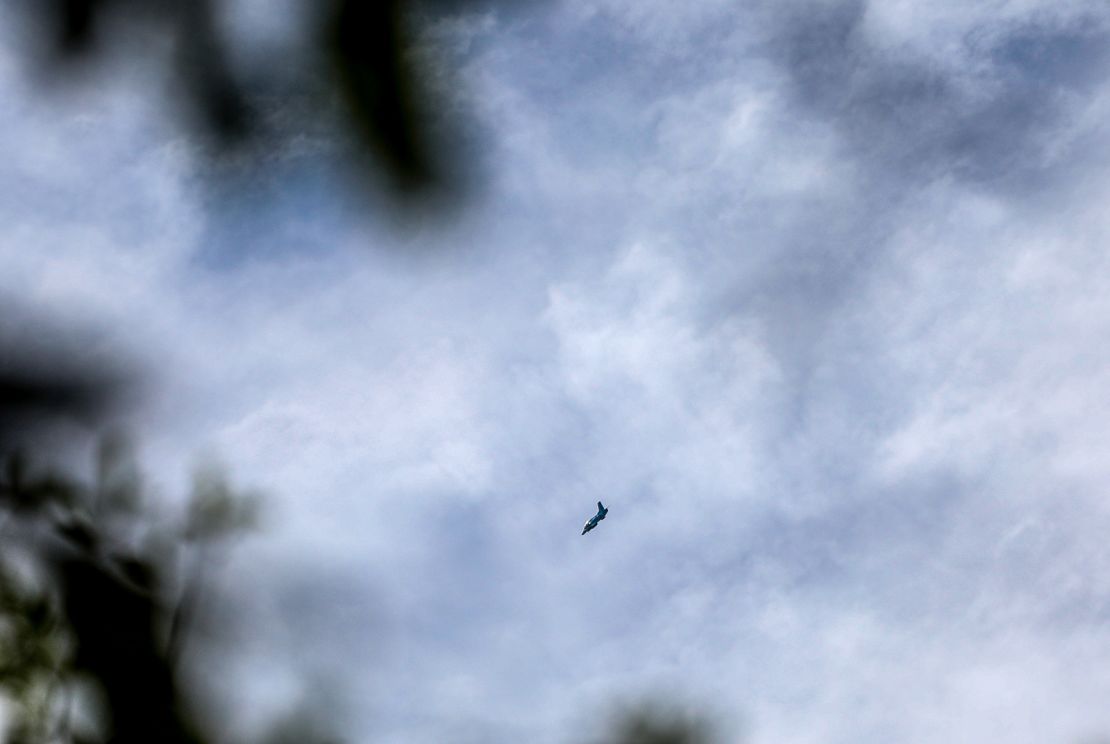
[24,0,461,196]
[1,431,250,743]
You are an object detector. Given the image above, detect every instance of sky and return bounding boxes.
[5,1,1110,742]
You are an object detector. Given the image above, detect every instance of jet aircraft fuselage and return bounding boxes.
[582,501,608,535]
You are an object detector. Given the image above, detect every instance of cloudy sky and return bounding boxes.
[6,0,1110,742]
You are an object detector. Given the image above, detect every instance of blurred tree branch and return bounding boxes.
[25,0,466,198]
[0,342,259,743]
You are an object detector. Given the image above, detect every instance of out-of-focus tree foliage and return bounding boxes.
[22,0,471,199]
[600,707,718,744]
[1,1,478,732]
[0,341,266,743]
[0,440,259,742]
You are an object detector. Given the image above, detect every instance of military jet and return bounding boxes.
[581,501,608,535]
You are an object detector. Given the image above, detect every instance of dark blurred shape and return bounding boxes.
[58,545,204,744]
[325,0,438,193]
[35,0,251,146]
[0,347,129,461]
[56,0,103,54]
[0,308,136,470]
[0,369,120,445]
[174,0,252,144]
[602,706,717,744]
[0,450,78,515]
[24,0,477,200]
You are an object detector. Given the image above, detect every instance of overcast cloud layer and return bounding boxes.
[5,1,1110,742]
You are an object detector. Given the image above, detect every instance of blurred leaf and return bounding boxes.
[113,554,158,593]
[174,0,252,145]
[0,369,121,433]
[325,0,438,192]
[4,451,27,490]
[1,452,80,515]
[48,0,105,55]
[185,463,259,542]
[604,707,716,744]
[57,517,99,552]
